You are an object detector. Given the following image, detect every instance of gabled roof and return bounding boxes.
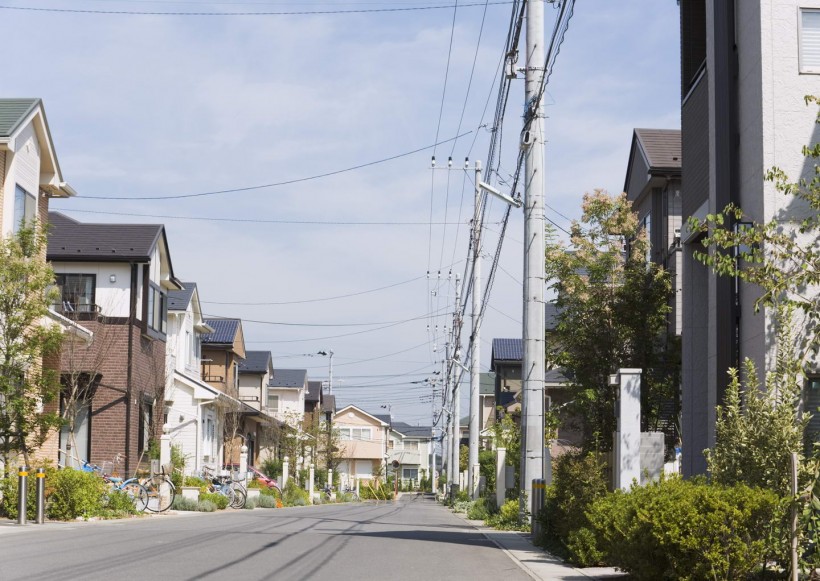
[239,351,272,374]
[268,368,307,388]
[202,318,241,345]
[306,381,323,402]
[392,422,432,439]
[334,404,389,427]
[47,212,171,264]
[0,99,39,137]
[168,282,197,311]
[545,368,570,385]
[373,413,392,425]
[545,302,562,332]
[634,128,682,171]
[491,338,522,365]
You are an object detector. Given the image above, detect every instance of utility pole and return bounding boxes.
[520,0,546,521]
[468,161,482,499]
[451,274,462,494]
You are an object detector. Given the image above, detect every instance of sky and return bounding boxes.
[2,0,681,427]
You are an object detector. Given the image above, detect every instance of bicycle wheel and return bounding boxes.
[230,487,246,509]
[144,475,175,513]
[123,481,149,512]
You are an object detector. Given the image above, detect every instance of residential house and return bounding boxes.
[0,99,83,467]
[266,368,308,425]
[201,318,265,465]
[237,351,282,463]
[47,212,183,474]
[333,405,390,487]
[678,0,820,474]
[388,422,432,486]
[623,128,683,335]
[479,372,496,443]
[164,282,236,476]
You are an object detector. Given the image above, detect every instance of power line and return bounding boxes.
[0,1,512,16]
[80,131,472,200]
[53,208,468,226]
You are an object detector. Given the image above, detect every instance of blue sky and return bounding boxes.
[2,0,681,425]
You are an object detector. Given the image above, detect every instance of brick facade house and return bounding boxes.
[47,212,182,474]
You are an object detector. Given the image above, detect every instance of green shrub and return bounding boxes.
[282,481,310,506]
[103,489,138,517]
[260,458,282,480]
[199,492,229,510]
[247,479,262,489]
[259,485,281,499]
[337,492,356,503]
[172,496,199,511]
[183,476,208,489]
[47,468,106,520]
[360,481,392,500]
[487,499,527,531]
[537,450,608,562]
[243,496,258,509]
[197,500,217,512]
[467,496,493,521]
[586,476,782,580]
[0,475,37,520]
[257,494,278,508]
[452,500,471,514]
[454,489,470,503]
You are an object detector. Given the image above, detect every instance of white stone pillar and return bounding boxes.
[239,445,248,482]
[612,369,642,490]
[309,463,315,504]
[495,447,506,509]
[355,477,360,498]
[327,469,333,490]
[159,430,172,509]
[282,456,290,488]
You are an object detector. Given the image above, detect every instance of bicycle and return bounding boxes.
[81,459,149,513]
[202,466,246,509]
[141,465,176,513]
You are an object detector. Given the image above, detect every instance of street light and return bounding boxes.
[478,181,523,208]
[317,349,334,394]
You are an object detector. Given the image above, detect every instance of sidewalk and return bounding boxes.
[459,516,627,581]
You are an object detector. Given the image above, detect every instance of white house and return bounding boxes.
[267,369,307,425]
[388,422,433,486]
[164,282,233,476]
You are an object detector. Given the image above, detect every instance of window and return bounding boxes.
[268,394,279,412]
[146,283,167,334]
[404,441,419,451]
[138,400,153,455]
[13,185,36,233]
[185,331,192,366]
[339,427,372,441]
[402,468,419,480]
[55,274,96,313]
[800,9,820,73]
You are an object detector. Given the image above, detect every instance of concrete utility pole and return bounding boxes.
[451,274,462,492]
[468,162,482,499]
[520,0,546,520]
[444,339,453,491]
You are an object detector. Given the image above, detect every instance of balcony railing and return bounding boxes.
[52,302,102,319]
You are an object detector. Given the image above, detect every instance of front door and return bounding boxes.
[60,400,90,467]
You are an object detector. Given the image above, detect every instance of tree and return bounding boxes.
[0,225,63,470]
[545,191,679,452]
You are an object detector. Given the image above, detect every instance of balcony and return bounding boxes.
[52,302,102,321]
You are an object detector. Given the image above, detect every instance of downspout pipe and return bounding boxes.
[125,262,138,474]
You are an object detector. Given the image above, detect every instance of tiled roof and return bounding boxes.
[0,98,39,137]
[373,413,392,425]
[635,128,681,171]
[47,212,164,262]
[491,338,522,363]
[545,368,570,384]
[480,372,496,395]
[239,351,271,374]
[392,422,432,439]
[168,282,196,311]
[306,381,323,402]
[269,369,307,388]
[201,318,240,345]
[545,302,562,331]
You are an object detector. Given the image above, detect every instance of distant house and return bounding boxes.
[333,405,390,487]
[267,369,308,425]
[164,282,238,475]
[388,422,432,485]
[201,318,266,466]
[47,212,183,473]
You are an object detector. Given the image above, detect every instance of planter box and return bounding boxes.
[246,488,260,501]
[181,486,200,502]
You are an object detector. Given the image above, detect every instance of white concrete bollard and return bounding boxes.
[282,456,290,488]
[239,445,248,482]
[496,447,506,509]
[309,464,315,504]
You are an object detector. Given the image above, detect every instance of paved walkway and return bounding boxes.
[458,516,627,581]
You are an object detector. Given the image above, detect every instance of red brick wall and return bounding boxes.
[56,319,166,473]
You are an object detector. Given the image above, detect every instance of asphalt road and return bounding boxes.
[0,495,532,581]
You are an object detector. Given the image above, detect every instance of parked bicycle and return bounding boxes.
[202,466,246,508]
[80,458,148,512]
[141,466,176,513]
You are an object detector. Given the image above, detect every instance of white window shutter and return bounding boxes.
[801,9,820,73]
